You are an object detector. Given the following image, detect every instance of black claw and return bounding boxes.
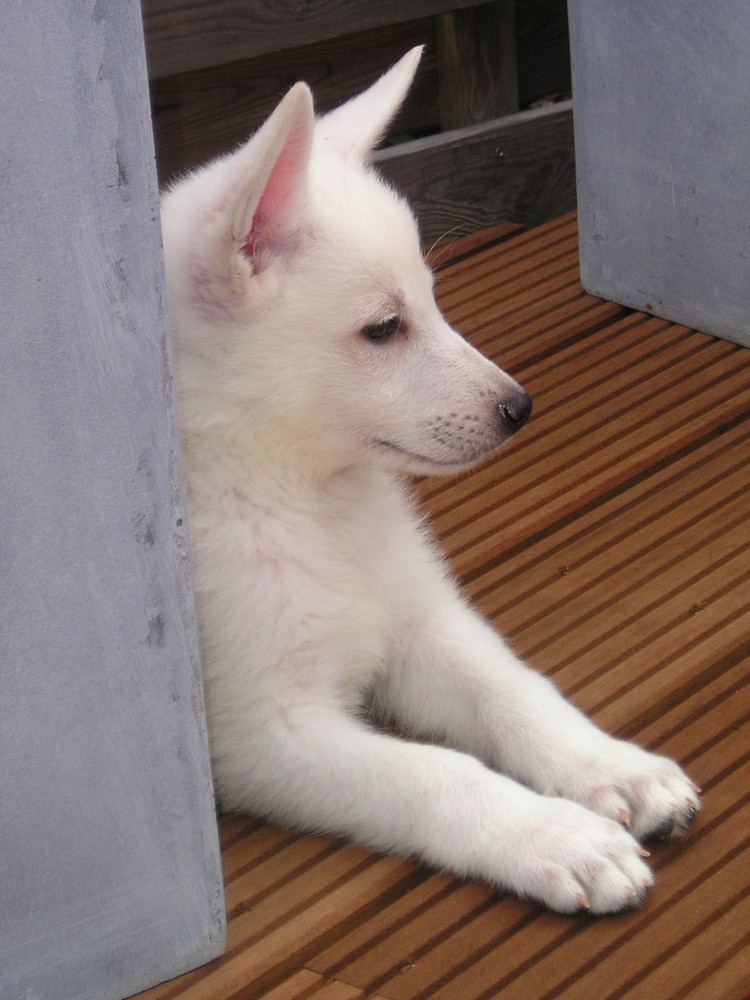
[646,804,699,842]
[646,817,677,842]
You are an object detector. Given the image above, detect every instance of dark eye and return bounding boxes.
[362,314,401,342]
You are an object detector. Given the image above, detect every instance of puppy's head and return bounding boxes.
[161,49,531,478]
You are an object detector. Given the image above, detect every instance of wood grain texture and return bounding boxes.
[150,20,440,185]
[143,0,496,78]
[150,37,572,234]
[436,1,518,129]
[373,101,575,239]
[131,214,750,1000]
[146,0,573,232]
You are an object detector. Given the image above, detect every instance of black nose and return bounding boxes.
[499,387,533,433]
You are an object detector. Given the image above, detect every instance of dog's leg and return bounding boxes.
[377,594,700,842]
[223,705,653,913]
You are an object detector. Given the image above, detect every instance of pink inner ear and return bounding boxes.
[240,224,260,263]
[240,120,309,265]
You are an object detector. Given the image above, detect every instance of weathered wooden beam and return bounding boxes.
[150,18,440,184]
[143,0,497,78]
[374,100,575,240]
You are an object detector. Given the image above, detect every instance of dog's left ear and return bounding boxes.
[316,47,423,162]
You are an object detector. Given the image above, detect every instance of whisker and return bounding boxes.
[425,225,463,270]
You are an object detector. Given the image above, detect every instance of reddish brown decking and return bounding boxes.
[135,213,750,1000]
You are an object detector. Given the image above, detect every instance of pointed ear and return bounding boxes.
[228,82,315,271]
[316,47,423,162]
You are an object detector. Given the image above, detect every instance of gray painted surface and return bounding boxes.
[569,1,750,346]
[0,4,225,999]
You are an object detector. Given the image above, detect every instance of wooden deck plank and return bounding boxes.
[691,946,750,1000]
[636,650,749,754]
[426,760,749,1000]
[255,969,324,998]
[425,325,729,530]
[317,881,500,992]
[437,231,580,312]
[431,363,749,572]
[422,344,747,521]
[515,497,748,660]
[476,423,750,618]
[355,724,747,998]
[310,871,464,976]
[132,212,750,1000]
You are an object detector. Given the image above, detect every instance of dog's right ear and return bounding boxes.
[227,83,314,273]
[316,47,423,162]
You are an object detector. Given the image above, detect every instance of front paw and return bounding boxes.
[565,743,701,842]
[508,798,653,914]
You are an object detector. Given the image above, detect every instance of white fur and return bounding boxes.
[161,49,700,914]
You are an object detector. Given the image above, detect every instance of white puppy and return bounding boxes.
[161,48,700,914]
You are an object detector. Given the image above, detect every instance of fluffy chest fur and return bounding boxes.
[187,461,444,713]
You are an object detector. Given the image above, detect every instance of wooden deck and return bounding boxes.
[136,213,750,1000]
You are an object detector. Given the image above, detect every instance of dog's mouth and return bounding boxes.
[374,438,494,473]
[372,391,532,474]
